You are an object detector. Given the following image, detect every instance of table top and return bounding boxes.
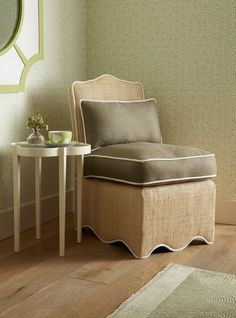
[11,142,91,157]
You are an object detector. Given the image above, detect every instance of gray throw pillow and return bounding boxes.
[80,98,162,149]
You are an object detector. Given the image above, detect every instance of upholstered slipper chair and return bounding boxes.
[69,74,216,258]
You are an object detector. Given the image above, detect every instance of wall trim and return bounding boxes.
[1,194,234,241]
[0,190,74,241]
[216,200,236,225]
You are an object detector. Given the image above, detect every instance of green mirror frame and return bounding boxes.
[0,0,44,93]
[0,0,21,51]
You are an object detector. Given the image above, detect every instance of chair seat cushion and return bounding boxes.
[84,142,216,186]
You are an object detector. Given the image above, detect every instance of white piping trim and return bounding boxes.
[82,225,213,259]
[84,174,217,186]
[85,154,215,162]
[91,146,103,152]
[80,97,156,104]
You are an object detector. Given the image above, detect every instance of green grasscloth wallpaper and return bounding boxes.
[0,1,86,218]
[0,0,235,236]
[86,0,236,201]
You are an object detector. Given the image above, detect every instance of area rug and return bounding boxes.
[108,263,236,318]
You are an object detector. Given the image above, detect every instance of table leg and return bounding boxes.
[73,178,77,230]
[72,157,77,230]
[76,155,84,243]
[59,149,66,257]
[13,154,20,252]
[35,157,42,239]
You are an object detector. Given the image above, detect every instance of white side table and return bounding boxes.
[11,142,91,257]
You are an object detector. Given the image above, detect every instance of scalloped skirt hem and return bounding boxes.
[82,225,213,259]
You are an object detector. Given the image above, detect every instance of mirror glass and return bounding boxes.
[0,0,20,51]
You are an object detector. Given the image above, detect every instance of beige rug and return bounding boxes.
[108,263,236,318]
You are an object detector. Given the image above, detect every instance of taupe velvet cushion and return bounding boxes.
[84,142,216,186]
[80,99,161,149]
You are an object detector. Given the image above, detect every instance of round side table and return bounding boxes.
[11,142,91,257]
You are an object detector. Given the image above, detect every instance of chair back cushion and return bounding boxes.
[69,75,145,143]
[81,98,162,149]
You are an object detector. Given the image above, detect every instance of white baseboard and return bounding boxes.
[1,194,234,241]
[0,190,74,241]
[216,200,236,225]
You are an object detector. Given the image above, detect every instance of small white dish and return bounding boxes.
[44,141,81,147]
[18,142,46,148]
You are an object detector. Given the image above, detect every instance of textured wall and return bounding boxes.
[86,0,236,201]
[0,0,86,214]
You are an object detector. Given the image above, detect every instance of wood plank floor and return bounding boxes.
[0,214,236,318]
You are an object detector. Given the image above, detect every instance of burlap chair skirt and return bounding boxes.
[82,178,216,258]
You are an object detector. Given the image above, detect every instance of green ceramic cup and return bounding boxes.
[48,131,72,144]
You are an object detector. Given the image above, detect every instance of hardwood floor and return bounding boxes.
[0,214,235,318]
